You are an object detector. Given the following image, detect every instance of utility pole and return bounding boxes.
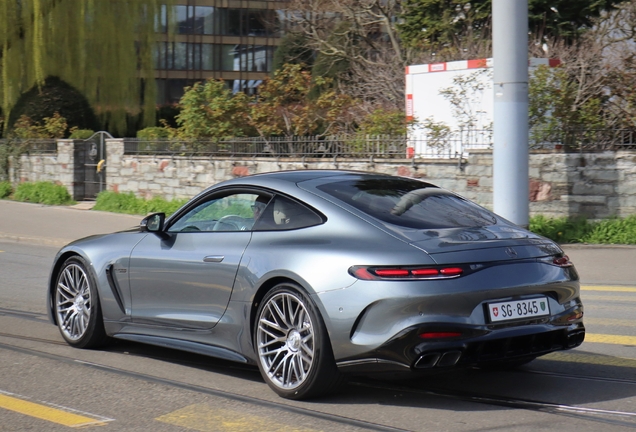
[492,0,529,227]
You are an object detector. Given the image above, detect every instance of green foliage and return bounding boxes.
[250,63,353,137]
[10,112,68,139]
[358,108,413,136]
[584,216,636,244]
[137,127,171,139]
[529,215,593,243]
[69,129,95,140]
[7,77,99,137]
[0,181,12,198]
[397,0,492,51]
[175,79,251,139]
[526,0,621,40]
[0,1,169,136]
[13,181,74,206]
[529,65,606,147]
[397,0,621,51]
[529,215,636,245]
[93,191,187,216]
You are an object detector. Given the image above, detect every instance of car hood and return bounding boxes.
[403,225,562,264]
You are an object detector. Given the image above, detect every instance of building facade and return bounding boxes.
[154,0,286,104]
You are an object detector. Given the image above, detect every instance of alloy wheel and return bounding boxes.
[256,292,315,390]
[56,263,92,341]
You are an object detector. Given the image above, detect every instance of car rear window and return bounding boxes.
[317,178,498,229]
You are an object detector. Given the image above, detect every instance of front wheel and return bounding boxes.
[254,283,341,399]
[54,256,108,348]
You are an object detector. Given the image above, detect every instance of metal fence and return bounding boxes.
[123,129,636,158]
[0,139,58,154]
[4,129,634,160]
[529,128,636,151]
[123,135,409,158]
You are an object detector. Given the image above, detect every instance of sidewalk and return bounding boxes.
[0,200,141,247]
[0,199,634,285]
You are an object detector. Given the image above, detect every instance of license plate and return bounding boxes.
[487,297,550,322]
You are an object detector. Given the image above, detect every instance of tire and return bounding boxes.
[254,283,342,400]
[54,256,108,348]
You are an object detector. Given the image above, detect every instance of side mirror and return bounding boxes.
[140,213,165,233]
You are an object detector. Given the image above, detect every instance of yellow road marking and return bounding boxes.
[157,404,319,432]
[543,351,636,369]
[0,392,107,427]
[582,286,636,293]
[586,333,636,346]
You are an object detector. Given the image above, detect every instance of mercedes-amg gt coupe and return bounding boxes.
[47,170,585,399]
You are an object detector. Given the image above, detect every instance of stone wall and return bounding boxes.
[14,140,75,197]
[13,138,636,219]
[105,139,636,218]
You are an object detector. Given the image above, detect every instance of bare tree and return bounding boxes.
[282,0,407,110]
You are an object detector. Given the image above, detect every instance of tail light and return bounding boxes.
[419,331,463,339]
[552,255,573,268]
[349,265,465,280]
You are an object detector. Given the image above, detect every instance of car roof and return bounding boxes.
[245,169,392,183]
[250,169,376,183]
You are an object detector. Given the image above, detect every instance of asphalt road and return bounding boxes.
[1,200,635,431]
[1,238,636,431]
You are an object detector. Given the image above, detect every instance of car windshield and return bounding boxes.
[317,178,498,229]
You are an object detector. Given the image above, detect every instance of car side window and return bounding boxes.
[253,195,323,231]
[168,193,269,232]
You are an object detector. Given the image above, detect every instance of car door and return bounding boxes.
[128,189,270,330]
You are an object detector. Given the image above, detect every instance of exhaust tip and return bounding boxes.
[437,351,462,367]
[414,353,441,369]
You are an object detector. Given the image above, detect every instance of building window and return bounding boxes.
[202,43,215,70]
[156,42,273,72]
[157,6,278,37]
[221,45,236,71]
[176,5,191,34]
[194,6,215,35]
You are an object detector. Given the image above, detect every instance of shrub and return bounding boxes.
[8,76,100,136]
[137,127,171,139]
[13,182,74,205]
[10,112,68,139]
[530,215,636,245]
[94,191,187,216]
[69,129,95,139]
[0,181,12,198]
[584,216,636,244]
[529,215,593,244]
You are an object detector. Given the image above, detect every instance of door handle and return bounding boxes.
[203,255,224,263]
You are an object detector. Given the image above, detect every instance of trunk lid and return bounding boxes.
[405,225,562,264]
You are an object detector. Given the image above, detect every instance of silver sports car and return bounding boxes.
[47,170,585,399]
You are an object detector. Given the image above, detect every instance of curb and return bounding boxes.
[561,244,636,250]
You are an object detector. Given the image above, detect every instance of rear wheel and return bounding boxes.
[54,256,108,348]
[254,283,341,399]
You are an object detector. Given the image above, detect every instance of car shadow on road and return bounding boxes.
[102,338,636,417]
[101,338,264,383]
